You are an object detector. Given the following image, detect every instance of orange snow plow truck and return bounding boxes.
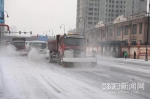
[48,33,97,67]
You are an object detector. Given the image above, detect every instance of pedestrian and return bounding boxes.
[134,51,136,59]
[124,51,128,59]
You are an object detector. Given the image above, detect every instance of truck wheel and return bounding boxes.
[62,62,67,67]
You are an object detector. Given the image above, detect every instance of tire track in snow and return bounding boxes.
[0,58,7,99]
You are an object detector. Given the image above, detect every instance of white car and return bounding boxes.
[27,41,49,59]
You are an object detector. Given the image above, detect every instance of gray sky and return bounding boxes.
[5,0,77,36]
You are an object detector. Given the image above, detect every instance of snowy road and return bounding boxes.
[0,53,150,99]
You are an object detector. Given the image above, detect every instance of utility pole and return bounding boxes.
[60,24,65,34]
[145,4,150,61]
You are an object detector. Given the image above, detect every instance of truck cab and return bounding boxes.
[27,41,49,59]
[12,38,26,51]
[48,33,97,67]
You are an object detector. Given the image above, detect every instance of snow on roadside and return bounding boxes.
[0,45,20,56]
[0,55,123,99]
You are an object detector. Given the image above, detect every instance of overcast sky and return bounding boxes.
[5,0,77,36]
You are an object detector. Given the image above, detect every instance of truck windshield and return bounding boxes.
[64,38,85,46]
[13,42,25,46]
[32,43,47,49]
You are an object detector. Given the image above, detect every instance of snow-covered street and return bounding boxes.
[0,51,150,99]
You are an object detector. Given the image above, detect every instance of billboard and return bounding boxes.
[38,35,48,41]
[0,0,4,23]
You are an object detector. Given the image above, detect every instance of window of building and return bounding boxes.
[117,27,121,36]
[94,22,97,24]
[88,17,93,20]
[88,12,93,15]
[124,1,126,3]
[125,26,129,35]
[120,5,122,8]
[89,3,93,6]
[89,8,93,11]
[139,23,143,34]
[94,17,97,20]
[106,9,107,11]
[131,40,136,45]
[116,10,118,12]
[116,5,118,8]
[112,5,114,7]
[95,3,97,6]
[88,22,93,24]
[103,30,106,38]
[109,0,111,3]
[112,1,114,3]
[109,9,111,12]
[95,8,97,11]
[120,10,122,13]
[108,28,113,37]
[121,1,122,3]
[116,1,118,3]
[109,5,111,7]
[96,32,100,38]
[132,24,137,34]
[112,14,114,16]
[112,10,114,12]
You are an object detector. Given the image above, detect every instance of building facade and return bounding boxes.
[86,13,150,60]
[76,0,148,34]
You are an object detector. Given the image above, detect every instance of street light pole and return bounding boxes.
[145,4,150,61]
[43,31,47,36]
[60,24,65,34]
[4,11,9,18]
[49,29,53,36]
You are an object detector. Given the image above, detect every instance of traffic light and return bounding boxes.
[19,31,21,34]
[24,32,26,34]
[46,34,47,37]
[37,34,39,37]
[30,31,32,35]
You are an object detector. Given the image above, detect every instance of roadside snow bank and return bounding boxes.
[0,45,19,56]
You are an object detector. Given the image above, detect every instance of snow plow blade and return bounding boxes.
[63,58,97,63]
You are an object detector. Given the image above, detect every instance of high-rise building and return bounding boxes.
[76,0,148,33]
